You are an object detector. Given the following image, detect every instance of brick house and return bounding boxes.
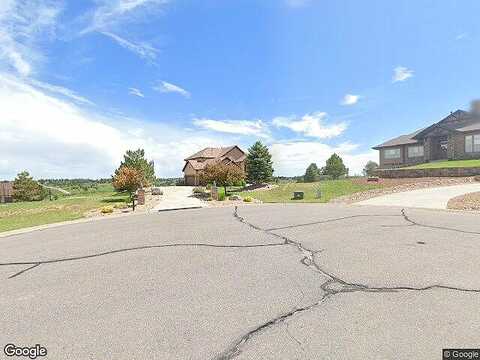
[373,100,480,168]
[0,181,13,203]
[182,146,246,186]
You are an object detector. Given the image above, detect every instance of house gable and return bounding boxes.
[222,146,245,162]
[183,145,246,177]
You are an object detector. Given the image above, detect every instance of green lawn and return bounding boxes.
[237,179,383,203]
[0,184,129,233]
[405,159,480,169]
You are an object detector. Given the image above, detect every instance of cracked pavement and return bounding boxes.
[1,204,479,359]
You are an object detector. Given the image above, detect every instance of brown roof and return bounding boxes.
[372,128,424,149]
[185,146,236,160]
[183,146,245,172]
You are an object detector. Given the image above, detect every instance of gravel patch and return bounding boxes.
[447,191,480,211]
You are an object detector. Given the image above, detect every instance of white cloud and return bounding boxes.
[101,31,158,60]
[270,141,377,176]
[272,112,347,139]
[82,0,169,34]
[0,0,62,76]
[193,118,269,138]
[340,94,361,106]
[0,73,228,179]
[78,0,165,60]
[456,32,468,40]
[392,66,414,83]
[29,79,94,105]
[154,80,191,98]
[129,87,145,97]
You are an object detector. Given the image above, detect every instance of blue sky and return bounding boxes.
[1,0,480,179]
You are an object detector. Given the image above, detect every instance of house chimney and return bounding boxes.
[471,100,480,115]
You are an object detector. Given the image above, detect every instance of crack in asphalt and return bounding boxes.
[216,206,480,360]
[213,295,331,360]
[401,209,480,235]
[0,242,285,278]
[265,214,402,231]
[8,263,41,279]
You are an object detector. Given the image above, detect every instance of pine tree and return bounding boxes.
[304,163,320,182]
[246,141,274,184]
[114,149,155,186]
[13,171,46,201]
[323,153,347,179]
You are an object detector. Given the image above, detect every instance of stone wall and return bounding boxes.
[375,167,480,178]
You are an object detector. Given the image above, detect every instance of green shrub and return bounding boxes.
[243,196,253,202]
[101,206,114,214]
[218,192,226,201]
[234,179,246,187]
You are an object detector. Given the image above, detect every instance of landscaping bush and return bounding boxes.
[234,179,247,187]
[218,192,226,201]
[101,206,114,214]
[243,196,253,202]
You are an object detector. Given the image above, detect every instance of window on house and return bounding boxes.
[384,148,401,159]
[407,145,424,158]
[465,134,480,153]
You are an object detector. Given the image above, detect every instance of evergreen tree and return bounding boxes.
[114,149,155,186]
[304,163,320,182]
[363,161,379,176]
[13,171,46,201]
[246,141,274,184]
[323,153,347,179]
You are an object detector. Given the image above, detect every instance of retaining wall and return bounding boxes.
[375,167,480,178]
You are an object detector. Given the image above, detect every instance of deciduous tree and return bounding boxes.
[201,163,245,195]
[112,166,143,209]
[363,161,379,176]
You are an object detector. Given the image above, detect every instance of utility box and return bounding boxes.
[293,191,304,200]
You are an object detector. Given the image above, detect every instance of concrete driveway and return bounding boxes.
[1,204,479,359]
[151,186,208,211]
[357,182,480,209]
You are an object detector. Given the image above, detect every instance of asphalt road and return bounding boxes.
[1,204,479,359]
